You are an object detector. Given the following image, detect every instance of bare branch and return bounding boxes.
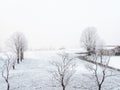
[49,52,76,90]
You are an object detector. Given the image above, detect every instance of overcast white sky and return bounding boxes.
[0,0,120,49]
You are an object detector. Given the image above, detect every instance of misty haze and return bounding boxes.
[0,0,120,90]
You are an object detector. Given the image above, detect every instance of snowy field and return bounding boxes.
[0,50,120,90]
[109,56,120,69]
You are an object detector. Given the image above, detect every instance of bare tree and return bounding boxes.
[2,54,15,90]
[80,27,99,55]
[7,32,27,64]
[85,48,111,90]
[19,33,27,62]
[49,52,76,90]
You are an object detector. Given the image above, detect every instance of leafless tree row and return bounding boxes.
[7,32,27,65]
[1,32,27,90]
[2,53,16,90]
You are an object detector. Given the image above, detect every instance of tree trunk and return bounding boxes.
[88,51,91,56]
[98,84,101,90]
[20,49,24,62]
[20,50,22,62]
[17,51,19,64]
[61,81,65,90]
[12,64,15,70]
[7,82,10,90]
[62,85,65,90]
[17,57,19,64]
[22,51,24,60]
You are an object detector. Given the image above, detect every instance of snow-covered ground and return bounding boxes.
[0,50,120,90]
[109,56,120,69]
